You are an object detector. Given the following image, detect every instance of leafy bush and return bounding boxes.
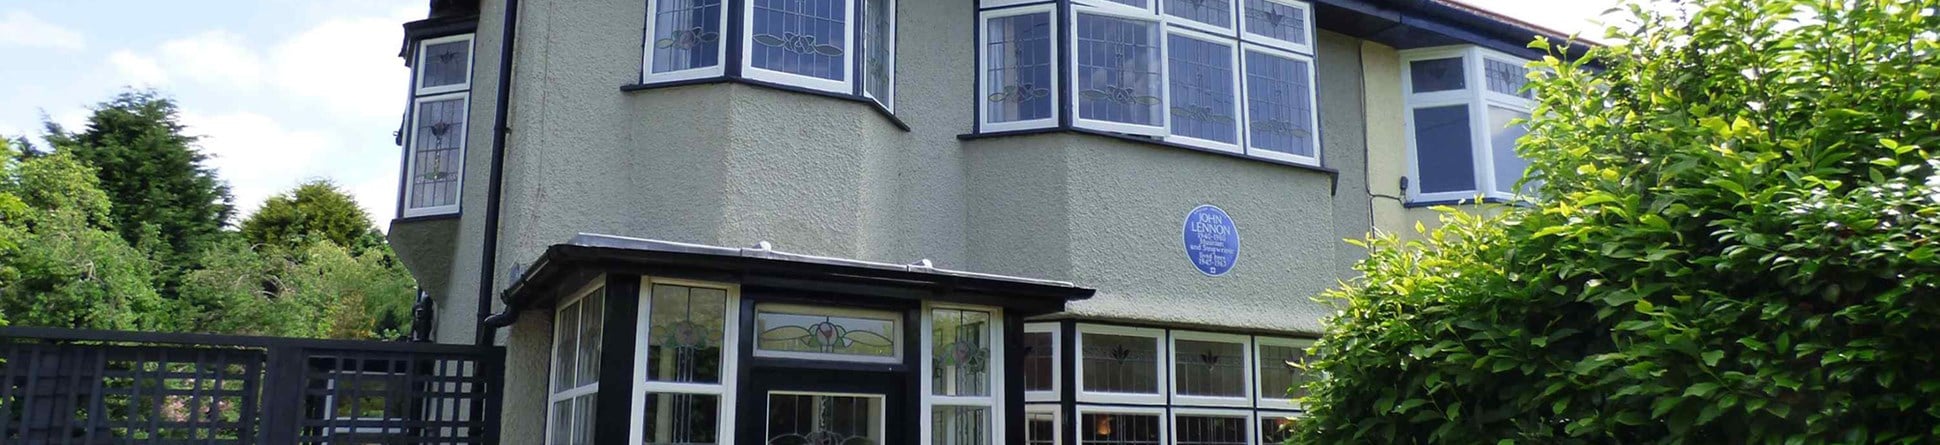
[1293,0,1940,443]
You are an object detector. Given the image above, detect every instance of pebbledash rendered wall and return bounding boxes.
[403,0,1397,442]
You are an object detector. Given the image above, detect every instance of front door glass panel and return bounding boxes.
[765,392,884,445]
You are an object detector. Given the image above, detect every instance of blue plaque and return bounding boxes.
[1182,205,1239,276]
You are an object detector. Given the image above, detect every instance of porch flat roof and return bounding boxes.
[496,234,1095,317]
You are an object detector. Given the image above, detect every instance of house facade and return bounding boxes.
[383,0,1572,443]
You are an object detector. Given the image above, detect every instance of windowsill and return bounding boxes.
[393,212,462,224]
[621,77,911,131]
[958,127,1339,177]
[1402,196,1509,208]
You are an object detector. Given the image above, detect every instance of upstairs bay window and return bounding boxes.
[400,33,474,218]
[975,0,1320,167]
[1401,46,1537,204]
[642,0,896,111]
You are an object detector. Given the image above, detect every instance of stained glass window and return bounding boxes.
[984,10,1055,125]
[1080,412,1160,445]
[650,0,723,74]
[1175,415,1247,445]
[1167,34,1238,145]
[1242,0,1307,47]
[1485,58,1532,98]
[1075,13,1163,128]
[1164,0,1232,30]
[749,0,847,81]
[1402,48,1540,202]
[1021,330,1055,393]
[640,282,735,445]
[931,405,990,445]
[1244,49,1315,158]
[1409,57,1466,93]
[1257,341,1310,401]
[932,309,991,396]
[419,39,471,90]
[1258,415,1296,443]
[1174,339,1245,398]
[755,305,899,361]
[766,393,883,445]
[1081,332,1159,394]
[408,96,466,211]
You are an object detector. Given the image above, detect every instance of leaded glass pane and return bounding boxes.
[766,393,883,445]
[549,399,573,445]
[932,405,990,445]
[1485,58,1532,98]
[1409,57,1466,92]
[1165,0,1232,29]
[1176,415,1246,445]
[1167,35,1237,144]
[1101,0,1146,9]
[420,40,471,89]
[1244,50,1314,157]
[1080,413,1159,445]
[1021,332,1054,392]
[1243,0,1306,47]
[644,393,721,444]
[756,306,899,359]
[1174,339,1244,397]
[1490,106,1534,195]
[1081,333,1157,394]
[1259,416,1295,443]
[1075,13,1162,127]
[553,299,580,391]
[575,292,603,387]
[648,284,729,383]
[570,394,596,445]
[863,0,891,104]
[1412,105,1477,194]
[750,0,846,80]
[1026,411,1056,445]
[1257,343,1310,400]
[932,309,991,397]
[650,0,723,73]
[409,97,465,210]
[986,12,1054,123]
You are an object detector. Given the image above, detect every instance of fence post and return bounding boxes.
[260,345,305,444]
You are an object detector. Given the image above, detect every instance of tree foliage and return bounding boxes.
[1294,0,1940,443]
[241,179,383,252]
[0,139,167,330]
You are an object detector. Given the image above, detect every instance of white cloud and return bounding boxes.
[107,50,168,86]
[0,11,85,50]
[271,12,415,120]
[158,31,266,89]
[179,111,332,219]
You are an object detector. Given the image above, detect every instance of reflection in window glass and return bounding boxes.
[419,40,471,89]
[1244,50,1314,157]
[1243,0,1306,46]
[1164,0,1231,29]
[1026,411,1057,445]
[1021,332,1055,392]
[755,306,899,359]
[1174,339,1245,397]
[1485,58,1532,98]
[986,12,1054,124]
[1259,416,1296,444]
[932,405,990,445]
[1167,34,1237,144]
[576,292,604,387]
[550,399,572,445]
[553,299,581,391]
[1490,106,1534,195]
[1081,413,1160,445]
[643,393,720,444]
[1258,343,1310,400]
[1412,105,1477,194]
[750,0,847,80]
[648,284,729,383]
[767,394,883,444]
[650,0,723,73]
[1409,57,1466,93]
[1075,13,1163,127]
[1176,415,1247,445]
[863,0,891,104]
[409,97,466,210]
[933,309,992,396]
[570,395,596,445]
[1082,333,1158,394]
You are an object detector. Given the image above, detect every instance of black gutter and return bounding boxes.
[475,0,519,347]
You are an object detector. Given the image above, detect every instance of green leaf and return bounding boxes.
[1702,350,1724,367]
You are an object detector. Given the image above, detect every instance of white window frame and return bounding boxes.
[1025,404,1062,445]
[546,280,606,445]
[1400,45,1538,203]
[861,0,896,110]
[1168,331,1252,407]
[740,0,857,93]
[1073,0,1156,17]
[1162,27,1244,154]
[753,303,904,364]
[1074,324,1168,405]
[642,0,733,83]
[630,277,740,445]
[1238,43,1321,166]
[764,391,888,442]
[400,92,469,218]
[1023,322,1061,402]
[1161,0,1236,35]
[1252,336,1312,411]
[978,4,1062,133]
[921,303,1005,445]
[415,34,475,96]
[1255,410,1302,443]
[1236,0,1313,55]
[1073,405,1169,445]
[1069,6,1170,137]
[1169,407,1255,445]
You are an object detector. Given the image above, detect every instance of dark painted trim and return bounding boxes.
[1058,320,1077,445]
[391,213,462,224]
[475,0,519,347]
[594,274,641,445]
[958,127,1341,176]
[1004,315,1027,445]
[977,0,1058,11]
[399,15,480,59]
[621,76,912,131]
[1058,316,1323,339]
[1402,196,1507,208]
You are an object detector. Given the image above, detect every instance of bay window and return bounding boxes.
[642,0,895,110]
[1401,46,1538,203]
[548,284,605,445]
[924,305,1004,445]
[633,280,737,444]
[975,0,1320,167]
[1076,324,1166,405]
[401,33,473,218]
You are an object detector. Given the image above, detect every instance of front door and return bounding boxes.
[740,367,908,445]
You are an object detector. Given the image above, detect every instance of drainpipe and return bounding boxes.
[475,0,519,347]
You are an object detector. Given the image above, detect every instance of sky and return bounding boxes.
[0,0,1613,228]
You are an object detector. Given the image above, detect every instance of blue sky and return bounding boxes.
[0,0,1610,227]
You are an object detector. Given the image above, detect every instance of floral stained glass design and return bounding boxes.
[1485,58,1532,98]
[420,40,471,89]
[750,0,847,80]
[986,12,1053,123]
[767,394,882,445]
[1244,50,1314,157]
[1243,0,1307,46]
[1165,0,1232,29]
[1082,333,1157,394]
[756,306,898,359]
[1174,339,1244,397]
[1167,35,1237,144]
[651,0,723,73]
[1075,13,1163,126]
[931,309,990,397]
[648,284,728,383]
[409,97,465,210]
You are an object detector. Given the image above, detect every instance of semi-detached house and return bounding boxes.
[383,0,1579,442]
